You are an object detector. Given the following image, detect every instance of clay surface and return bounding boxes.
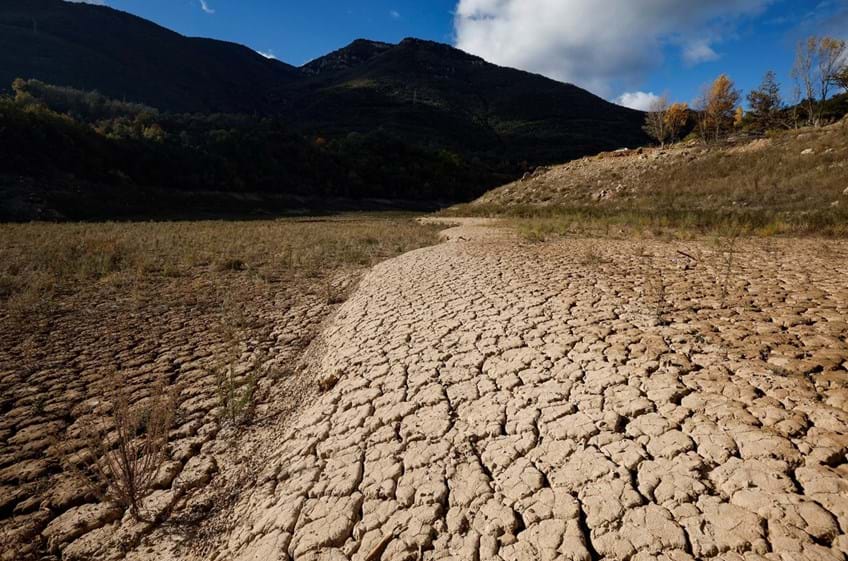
[3,220,848,560]
[218,222,848,561]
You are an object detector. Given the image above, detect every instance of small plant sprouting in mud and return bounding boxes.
[520,228,548,243]
[279,244,294,269]
[214,346,263,428]
[579,247,609,266]
[65,373,176,522]
[216,258,247,272]
[715,231,741,308]
[648,273,670,326]
[30,394,47,418]
[643,255,671,326]
[214,297,274,427]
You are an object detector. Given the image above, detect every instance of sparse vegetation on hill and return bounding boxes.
[0,81,507,219]
[444,119,848,237]
[448,34,848,238]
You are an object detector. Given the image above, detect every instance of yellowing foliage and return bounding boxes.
[698,74,741,142]
[664,102,689,142]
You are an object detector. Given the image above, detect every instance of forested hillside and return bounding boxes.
[1,81,508,220]
[0,0,652,219]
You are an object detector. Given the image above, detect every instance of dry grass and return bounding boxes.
[444,121,848,238]
[0,214,441,545]
[65,373,176,522]
[0,215,441,318]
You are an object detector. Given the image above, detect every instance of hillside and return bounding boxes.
[0,0,654,219]
[0,0,299,113]
[283,38,648,164]
[447,119,848,235]
[1,0,647,164]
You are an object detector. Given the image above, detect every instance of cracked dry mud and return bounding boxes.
[215,221,848,561]
[4,220,848,561]
[0,267,343,560]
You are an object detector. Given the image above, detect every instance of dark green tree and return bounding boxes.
[746,71,782,130]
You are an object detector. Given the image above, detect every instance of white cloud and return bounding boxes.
[454,0,774,97]
[257,49,277,60]
[682,39,720,65]
[616,91,661,111]
[390,10,401,19]
[199,0,215,14]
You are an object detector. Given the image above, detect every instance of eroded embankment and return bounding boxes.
[212,223,848,561]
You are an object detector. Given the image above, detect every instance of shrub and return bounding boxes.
[67,374,176,521]
[214,349,260,427]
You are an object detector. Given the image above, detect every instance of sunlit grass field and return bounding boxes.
[0,215,441,317]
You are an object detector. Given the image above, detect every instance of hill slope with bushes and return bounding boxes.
[446,118,848,236]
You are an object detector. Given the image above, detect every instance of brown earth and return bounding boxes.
[0,259,350,560]
[3,219,848,560]
[0,217,439,560]
[447,120,848,236]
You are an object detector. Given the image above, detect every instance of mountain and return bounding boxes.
[1,1,646,161]
[0,0,299,113]
[0,1,652,219]
[301,39,394,76]
[285,38,647,164]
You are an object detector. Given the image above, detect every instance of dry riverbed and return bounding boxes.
[0,216,441,560]
[2,218,848,561]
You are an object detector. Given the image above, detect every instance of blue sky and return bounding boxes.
[76,0,847,109]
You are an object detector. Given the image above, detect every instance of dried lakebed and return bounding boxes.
[5,220,848,560]
[220,224,848,561]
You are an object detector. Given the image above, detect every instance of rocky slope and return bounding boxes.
[461,120,848,228]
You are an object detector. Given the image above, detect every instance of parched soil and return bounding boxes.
[0,264,344,560]
[4,219,848,560]
[0,217,440,560]
[216,222,848,561]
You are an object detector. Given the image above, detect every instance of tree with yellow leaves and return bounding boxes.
[664,102,689,143]
[696,75,741,143]
[734,107,745,128]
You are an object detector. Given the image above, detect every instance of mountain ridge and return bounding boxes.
[0,0,651,218]
[273,36,647,164]
[301,38,394,75]
[0,0,299,113]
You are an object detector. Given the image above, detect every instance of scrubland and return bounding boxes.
[445,121,848,238]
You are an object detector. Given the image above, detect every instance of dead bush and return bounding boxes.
[66,374,176,522]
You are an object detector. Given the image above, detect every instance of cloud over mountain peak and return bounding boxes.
[454,0,773,97]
